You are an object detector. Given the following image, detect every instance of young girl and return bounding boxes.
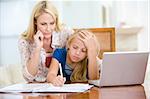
[47,30,101,86]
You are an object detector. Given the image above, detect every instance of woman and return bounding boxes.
[47,30,101,86]
[18,1,73,82]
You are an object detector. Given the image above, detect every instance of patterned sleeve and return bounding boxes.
[18,37,35,82]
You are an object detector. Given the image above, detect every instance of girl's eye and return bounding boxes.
[73,46,78,49]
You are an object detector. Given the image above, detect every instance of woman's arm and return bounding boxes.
[19,31,44,82]
[19,38,42,82]
[47,58,65,86]
[27,31,44,77]
[26,47,41,76]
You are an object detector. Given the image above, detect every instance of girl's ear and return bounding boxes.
[65,44,69,50]
[66,41,70,50]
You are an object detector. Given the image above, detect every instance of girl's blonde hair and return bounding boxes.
[66,29,100,82]
[22,0,62,41]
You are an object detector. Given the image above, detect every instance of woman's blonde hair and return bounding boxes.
[66,29,100,82]
[22,0,62,41]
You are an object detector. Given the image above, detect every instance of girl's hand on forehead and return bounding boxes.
[78,30,98,57]
[78,30,95,47]
[79,30,93,39]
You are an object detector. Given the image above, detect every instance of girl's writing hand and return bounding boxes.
[51,75,66,86]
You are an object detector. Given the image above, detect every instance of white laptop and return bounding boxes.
[89,51,149,87]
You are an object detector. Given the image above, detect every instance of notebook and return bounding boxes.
[89,51,149,87]
[0,83,93,93]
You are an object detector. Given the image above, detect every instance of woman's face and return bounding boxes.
[36,12,56,39]
[68,37,87,63]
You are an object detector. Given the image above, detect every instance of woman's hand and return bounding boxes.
[51,75,66,86]
[78,30,98,57]
[34,30,44,49]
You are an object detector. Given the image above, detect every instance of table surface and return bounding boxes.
[0,82,149,99]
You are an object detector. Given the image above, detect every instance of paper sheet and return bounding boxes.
[0,83,93,93]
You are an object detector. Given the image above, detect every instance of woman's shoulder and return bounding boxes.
[18,36,31,46]
[19,35,28,41]
[52,25,74,48]
[60,25,74,35]
[18,36,27,43]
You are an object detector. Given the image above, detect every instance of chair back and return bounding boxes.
[75,27,116,59]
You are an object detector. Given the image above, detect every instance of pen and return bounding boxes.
[59,63,63,77]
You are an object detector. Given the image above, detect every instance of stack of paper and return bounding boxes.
[0,83,93,93]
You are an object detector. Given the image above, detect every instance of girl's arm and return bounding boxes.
[79,30,100,80]
[47,58,65,86]
[87,50,99,80]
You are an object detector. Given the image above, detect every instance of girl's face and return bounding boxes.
[36,12,56,39]
[68,37,87,63]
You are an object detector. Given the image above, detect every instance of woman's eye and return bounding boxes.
[50,22,55,25]
[41,23,46,25]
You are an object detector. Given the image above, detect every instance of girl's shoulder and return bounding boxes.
[54,48,67,54]
[53,48,67,62]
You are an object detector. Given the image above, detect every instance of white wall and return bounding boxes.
[61,1,102,28]
[109,1,149,51]
[137,1,149,51]
[0,0,35,65]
